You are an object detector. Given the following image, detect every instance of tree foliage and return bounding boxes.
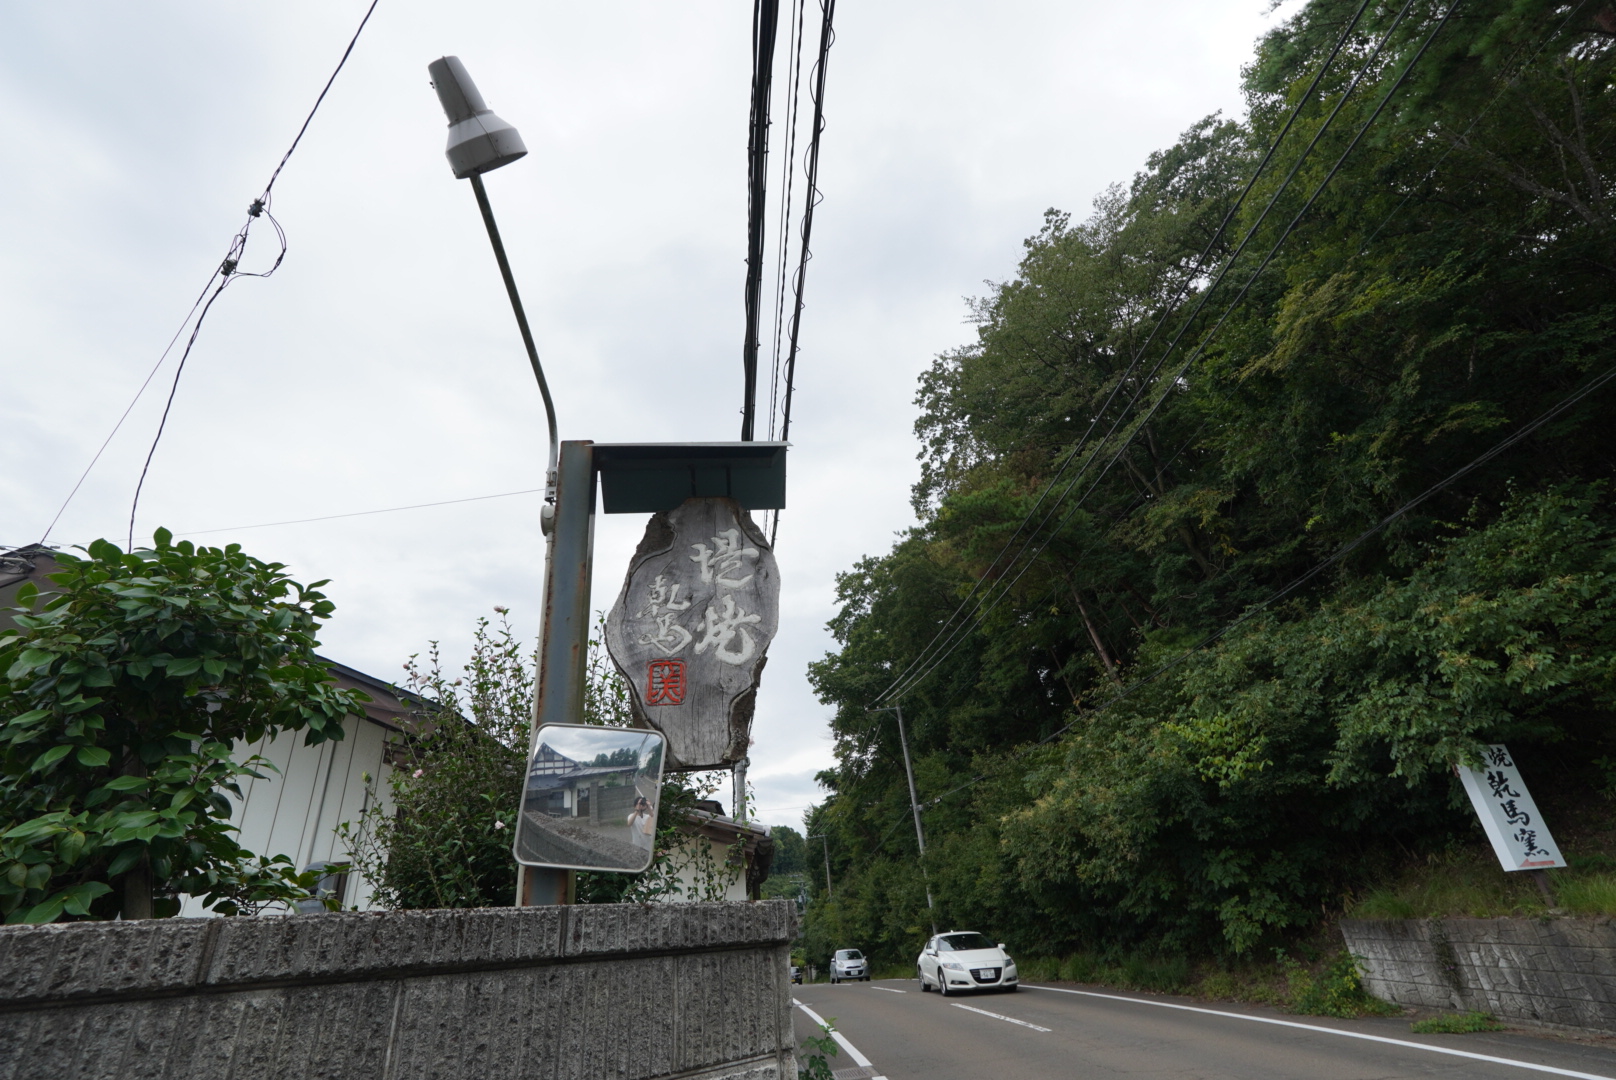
[0,532,366,922]
[802,0,1616,969]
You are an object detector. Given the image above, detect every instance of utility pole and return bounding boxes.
[870,704,935,932]
[809,833,832,899]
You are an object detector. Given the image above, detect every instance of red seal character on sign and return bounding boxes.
[646,659,687,706]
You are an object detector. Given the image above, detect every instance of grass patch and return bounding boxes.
[1558,873,1616,915]
[1053,951,1193,994]
[1350,848,1616,919]
[1410,1011,1504,1033]
[1012,948,1395,1018]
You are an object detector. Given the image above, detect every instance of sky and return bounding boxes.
[0,0,1301,835]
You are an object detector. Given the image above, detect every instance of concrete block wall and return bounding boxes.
[0,900,798,1080]
[1342,916,1616,1035]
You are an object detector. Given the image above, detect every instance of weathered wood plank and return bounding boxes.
[605,498,780,769]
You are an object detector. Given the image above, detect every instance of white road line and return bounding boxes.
[793,998,888,1079]
[950,1002,1052,1032]
[1023,985,1616,1080]
[871,986,907,993]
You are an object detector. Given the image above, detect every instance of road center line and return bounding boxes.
[794,998,888,1078]
[951,1002,1052,1032]
[871,986,907,993]
[1023,985,1616,1080]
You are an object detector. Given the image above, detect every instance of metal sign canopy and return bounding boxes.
[593,442,787,513]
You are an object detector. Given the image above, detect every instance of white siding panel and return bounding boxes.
[177,717,397,917]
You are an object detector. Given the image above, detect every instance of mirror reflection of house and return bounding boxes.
[516,728,664,872]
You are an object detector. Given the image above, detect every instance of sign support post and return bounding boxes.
[518,439,596,906]
[514,441,786,904]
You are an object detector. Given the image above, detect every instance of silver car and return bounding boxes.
[916,931,1018,994]
[830,948,868,983]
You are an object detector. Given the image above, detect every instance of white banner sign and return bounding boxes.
[1455,744,1565,871]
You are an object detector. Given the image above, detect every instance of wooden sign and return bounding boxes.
[605,498,779,769]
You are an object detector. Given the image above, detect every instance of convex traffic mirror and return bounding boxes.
[512,723,666,873]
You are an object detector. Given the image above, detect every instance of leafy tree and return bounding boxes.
[802,0,1616,967]
[0,532,366,923]
[770,825,807,874]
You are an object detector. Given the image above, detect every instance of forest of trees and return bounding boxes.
[800,0,1616,968]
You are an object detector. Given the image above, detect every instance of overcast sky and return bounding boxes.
[1,0,1299,834]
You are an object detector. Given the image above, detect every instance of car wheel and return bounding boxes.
[938,973,952,997]
[917,966,929,991]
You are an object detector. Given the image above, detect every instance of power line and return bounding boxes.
[116,0,382,551]
[766,0,808,450]
[872,0,1406,705]
[116,486,546,543]
[883,0,1457,706]
[37,274,217,547]
[870,0,1383,700]
[741,0,783,441]
[888,0,1454,702]
[769,0,838,547]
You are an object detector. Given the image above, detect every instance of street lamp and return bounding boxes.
[427,55,559,504]
[427,57,791,908]
[430,54,573,907]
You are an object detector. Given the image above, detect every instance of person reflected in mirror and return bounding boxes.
[627,795,655,853]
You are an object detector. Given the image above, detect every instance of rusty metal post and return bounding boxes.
[534,439,596,730]
[516,439,595,906]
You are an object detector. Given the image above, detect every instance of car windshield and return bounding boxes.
[937,933,995,952]
[837,950,862,960]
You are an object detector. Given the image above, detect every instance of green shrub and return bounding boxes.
[1197,972,1241,1000]
[1288,952,1398,1018]
[1122,954,1191,993]
[1016,956,1062,981]
[1062,953,1107,983]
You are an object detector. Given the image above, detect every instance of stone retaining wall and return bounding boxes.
[1342,916,1616,1035]
[0,900,797,1080]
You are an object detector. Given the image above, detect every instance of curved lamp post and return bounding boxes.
[428,55,559,505]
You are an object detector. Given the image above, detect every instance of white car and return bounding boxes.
[916,931,1018,994]
[830,948,869,983]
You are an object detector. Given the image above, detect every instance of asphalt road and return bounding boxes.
[791,979,1616,1080]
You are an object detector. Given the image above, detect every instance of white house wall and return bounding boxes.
[666,836,749,903]
[178,715,395,917]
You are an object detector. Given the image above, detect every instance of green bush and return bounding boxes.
[1287,952,1398,1019]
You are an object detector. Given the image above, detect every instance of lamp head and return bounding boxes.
[427,56,527,179]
